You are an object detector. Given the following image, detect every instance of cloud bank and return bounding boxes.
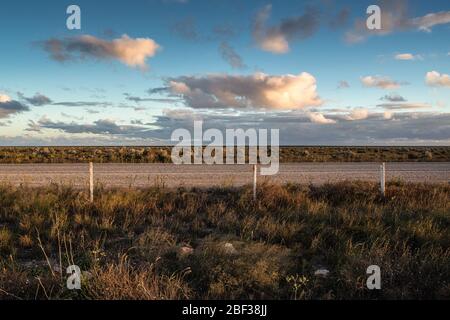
[16,108,450,146]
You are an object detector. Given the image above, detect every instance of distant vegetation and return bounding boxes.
[1,181,449,299]
[0,146,448,163]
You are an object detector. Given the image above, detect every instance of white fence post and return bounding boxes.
[380,162,386,196]
[89,162,94,203]
[253,164,257,201]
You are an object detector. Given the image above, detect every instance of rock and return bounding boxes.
[314,269,330,277]
[178,246,194,257]
[223,242,237,255]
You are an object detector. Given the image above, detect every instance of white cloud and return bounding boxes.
[308,112,336,124]
[425,71,450,88]
[412,11,450,32]
[345,108,369,121]
[169,72,322,110]
[361,76,402,89]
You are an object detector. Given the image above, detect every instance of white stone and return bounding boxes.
[223,242,237,254]
[179,246,194,257]
[314,269,330,277]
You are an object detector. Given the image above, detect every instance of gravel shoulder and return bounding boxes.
[0,162,448,188]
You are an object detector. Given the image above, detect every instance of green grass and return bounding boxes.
[0,181,449,300]
[0,146,448,163]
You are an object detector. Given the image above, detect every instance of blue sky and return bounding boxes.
[0,0,449,145]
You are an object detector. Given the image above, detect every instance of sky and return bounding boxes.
[0,0,449,146]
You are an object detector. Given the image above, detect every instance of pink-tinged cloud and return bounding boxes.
[0,94,12,103]
[41,34,161,70]
[395,53,422,60]
[384,111,394,120]
[425,71,450,88]
[169,72,322,110]
[361,76,402,89]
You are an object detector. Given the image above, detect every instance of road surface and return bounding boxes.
[0,163,448,188]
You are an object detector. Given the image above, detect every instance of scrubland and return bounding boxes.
[0,181,449,300]
[0,146,448,163]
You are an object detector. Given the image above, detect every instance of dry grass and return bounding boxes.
[84,254,191,300]
[0,181,449,300]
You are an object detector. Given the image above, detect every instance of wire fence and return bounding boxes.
[0,162,448,202]
[88,162,390,202]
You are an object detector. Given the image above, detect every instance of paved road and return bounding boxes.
[0,163,448,188]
